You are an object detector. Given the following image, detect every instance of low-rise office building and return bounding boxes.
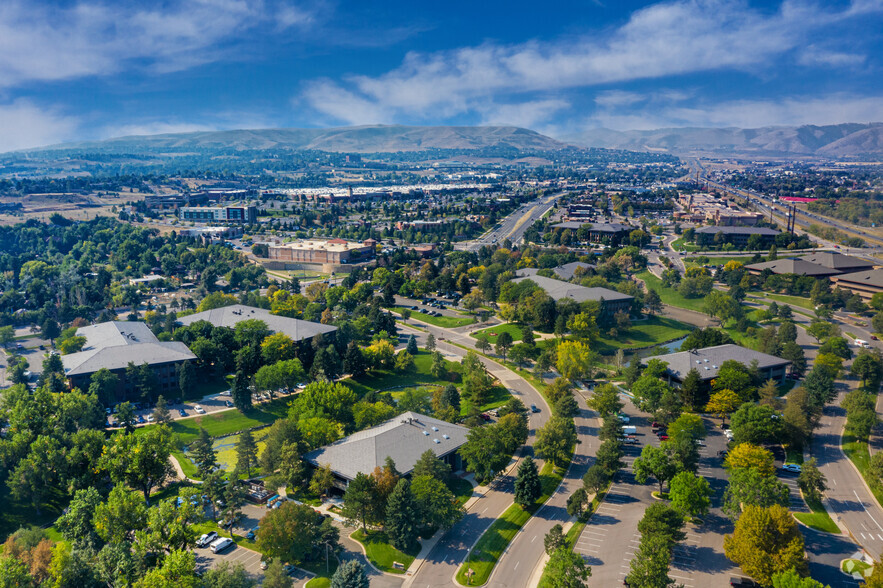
[745,258,843,278]
[550,221,633,245]
[693,226,780,247]
[829,268,883,302]
[304,412,469,490]
[63,321,196,401]
[797,252,875,274]
[267,239,375,268]
[179,205,257,224]
[178,304,337,344]
[511,274,633,318]
[642,344,791,385]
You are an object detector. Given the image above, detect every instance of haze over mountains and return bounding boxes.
[20,122,883,158]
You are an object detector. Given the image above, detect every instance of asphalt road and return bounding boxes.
[465,192,563,251]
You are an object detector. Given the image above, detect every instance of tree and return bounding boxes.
[555,394,579,419]
[135,549,200,588]
[262,559,293,588]
[535,417,577,468]
[726,443,776,475]
[806,320,837,344]
[407,334,419,355]
[0,325,14,348]
[566,487,588,518]
[631,375,670,414]
[853,350,883,387]
[771,568,829,588]
[556,341,594,381]
[514,456,541,509]
[202,562,255,588]
[680,368,704,410]
[310,463,336,498]
[545,546,592,588]
[724,504,808,586]
[93,484,148,544]
[342,473,380,531]
[257,501,331,564]
[386,478,419,551]
[645,289,663,315]
[587,383,623,418]
[706,389,741,424]
[633,445,677,493]
[177,360,195,398]
[797,458,827,505]
[331,560,369,588]
[544,524,566,554]
[344,342,367,377]
[495,331,514,361]
[637,503,686,545]
[261,333,297,365]
[731,403,782,445]
[724,467,790,520]
[595,439,624,478]
[667,412,706,443]
[101,426,174,503]
[231,371,253,412]
[459,424,514,484]
[804,369,836,411]
[780,342,806,377]
[190,427,218,479]
[475,334,491,354]
[669,471,712,518]
[42,318,60,345]
[582,465,609,495]
[237,429,259,477]
[153,395,172,424]
[411,474,463,531]
[627,533,675,588]
[56,486,103,549]
[88,368,120,408]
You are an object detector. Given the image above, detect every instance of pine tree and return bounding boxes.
[152,395,172,424]
[425,332,436,351]
[680,368,703,410]
[331,560,369,588]
[231,371,252,412]
[441,384,460,412]
[344,342,367,377]
[544,524,565,554]
[237,430,259,478]
[176,361,195,399]
[385,478,419,551]
[514,456,541,509]
[190,427,217,479]
[407,334,419,355]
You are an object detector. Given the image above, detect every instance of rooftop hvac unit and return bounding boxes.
[434,439,440,444]
[431,426,439,431]
[443,434,450,439]
[422,431,429,436]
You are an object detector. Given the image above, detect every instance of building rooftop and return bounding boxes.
[642,344,791,382]
[63,321,195,377]
[830,268,883,289]
[304,412,470,482]
[552,221,632,233]
[797,252,876,271]
[694,226,780,236]
[178,304,337,342]
[512,275,633,304]
[745,258,840,276]
[269,239,370,253]
[514,261,595,281]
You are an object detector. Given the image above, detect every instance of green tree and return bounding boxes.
[566,487,588,518]
[627,533,675,588]
[412,450,452,482]
[556,341,595,381]
[134,549,200,588]
[633,445,677,494]
[425,332,436,351]
[582,465,609,496]
[514,456,542,509]
[310,463,336,498]
[93,484,148,544]
[595,439,624,478]
[545,545,591,588]
[724,467,790,520]
[153,395,172,424]
[262,559,293,588]
[797,458,827,505]
[680,368,704,410]
[88,368,120,408]
[386,478,419,551]
[587,383,623,418]
[411,474,463,531]
[0,325,14,348]
[330,560,369,588]
[344,342,367,378]
[341,472,380,531]
[231,370,253,412]
[631,375,670,414]
[669,471,712,518]
[853,350,883,387]
[56,486,103,549]
[257,501,328,564]
[495,331,514,361]
[772,568,829,587]
[236,429,259,477]
[407,334,419,355]
[190,427,218,479]
[667,412,706,443]
[731,403,783,445]
[535,417,577,468]
[177,360,195,399]
[202,561,256,588]
[544,524,566,554]
[724,504,808,586]
[42,318,60,345]
[638,503,686,546]
[100,426,174,503]
[459,424,513,484]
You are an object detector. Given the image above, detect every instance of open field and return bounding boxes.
[393,308,476,329]
[470,323,528,344]
[593,316,693,354]
[636,270,707,312]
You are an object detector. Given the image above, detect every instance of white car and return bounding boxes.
[210,537,234,553]
[781,464,802,473]
[146,414,155,422]
[195,405,206,414]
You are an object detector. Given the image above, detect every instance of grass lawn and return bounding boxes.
[183,373,232,401]
[305,579,331,588]
[471,323,528,344]
[760,293,815,310]
[461,384,512,415]
[794,496,840,534]
[0,485,67,542]
[592,316,693,354]
[181,427,271,479]
[671,238,700,252]
[842,559,872,575]
[351,529,419,574]
[635,271,707,313]
[342,351,461,398]
[393,308,476,329]
[449,477,476,506]
[456,460,569,586]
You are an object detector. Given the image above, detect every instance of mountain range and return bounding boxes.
[564,123,883,158]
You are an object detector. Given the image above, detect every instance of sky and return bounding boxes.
[1,0,882,151]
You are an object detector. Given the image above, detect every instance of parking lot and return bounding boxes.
[394,295,463,319]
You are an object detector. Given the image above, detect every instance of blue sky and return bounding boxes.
[1,0,882,151]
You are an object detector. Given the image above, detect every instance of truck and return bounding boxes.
[855,339,871,348]
[622,426,637,436]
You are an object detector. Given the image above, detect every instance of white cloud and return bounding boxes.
[0,100,79,152]
[303,0,877,126]
[0,0,315,87]
[479,99,570,128]
[103,122,218,138]
[595,91,644,108]
[798,46,866,67]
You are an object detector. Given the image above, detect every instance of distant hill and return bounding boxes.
[45,125,569,154]
[565,123,883,158]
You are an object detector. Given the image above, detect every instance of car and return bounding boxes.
[225,400,233,408]
[623,436,638,445]
[246,527,259,540]
[873,335,879,341]
[210,537,234,553]
[725,430,734,439]
[650,421,661,429]
[618,415,630,424]
[531,404,540,413]
[195,405,206,414]
[146,414,155,422]
[781,463,802,473]
[658,434,669,441]
[479,412,491,422]
[179,409,187,417]
[196,531,218,547]
[695,439,706,446]
[718,450,729,458]
[136,415,146,424]
[654,429,667,437]
[260,560,268,571]
[730,578,760,587]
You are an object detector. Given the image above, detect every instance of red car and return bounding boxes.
[659,434,669,441]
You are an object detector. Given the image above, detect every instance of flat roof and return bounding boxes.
[694,226,780,236]
[178,304,336,342]
[642,344,790,382]
[304,412,469,481]
[269,239,371,253]
[512,275,633,304]
[551,222,632,233]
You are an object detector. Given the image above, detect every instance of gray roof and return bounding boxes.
[551,221,585,230]
[745,258,840,276]
[830,268,883,289]
[642,344,790,382]
[63,321,195,377]
[304,412,469,481]
[514,262,595,281]
[695,226,780,236]
[797,252,875,271]
[512,275,633,304]
[178,304,336,342]
[551,222,632,233]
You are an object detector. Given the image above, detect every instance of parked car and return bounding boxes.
[650,421,661,429]
[146,414,155,422]
[210,537,234,553]
[195,405,206,414]
[730,578,759,587]
[224,400,233,408]
[136,415,146,424]
[178,409,187,417]
[623,436,638,445]
[246,527,259,541]
[196,532,218,548]
[781,463,802,473]
[530,404,540,413]
[618,415,630,424]
[718,450,729,458]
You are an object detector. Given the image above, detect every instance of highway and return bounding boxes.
[465,192,564,251]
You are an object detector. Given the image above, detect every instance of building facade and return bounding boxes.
[179,205,257,224]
